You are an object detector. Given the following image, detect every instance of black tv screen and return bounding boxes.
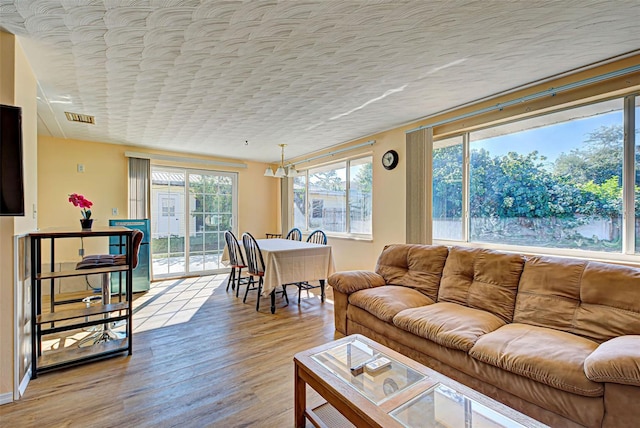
[0,104,25,216]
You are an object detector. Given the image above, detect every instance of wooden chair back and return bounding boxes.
[225,230,246,267]
[242,232,265,276]
[285,227,302,241]
[306,230,327,245]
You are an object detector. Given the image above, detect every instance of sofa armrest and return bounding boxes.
[328,270,386,295]
[329,271,385,336]
[584,336,640,386]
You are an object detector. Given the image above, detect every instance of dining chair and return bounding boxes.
[224,230,248,297]
[293,230,328,304]
[241,232,289,312]
[306,229,327,245]
[285,227,302,241]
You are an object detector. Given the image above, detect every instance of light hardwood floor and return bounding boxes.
[1,275,337,427]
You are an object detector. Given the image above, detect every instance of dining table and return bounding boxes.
[222,238,336,312]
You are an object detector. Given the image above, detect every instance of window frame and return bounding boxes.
[160,196,176,217]
[432,93,639,263]
[294,154,373,239]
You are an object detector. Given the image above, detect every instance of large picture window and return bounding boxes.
[433,95,639,258]
[294,156,372,237]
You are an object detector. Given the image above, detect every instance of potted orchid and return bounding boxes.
[69,193,93,229]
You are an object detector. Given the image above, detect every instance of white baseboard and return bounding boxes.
[0,391,13,405]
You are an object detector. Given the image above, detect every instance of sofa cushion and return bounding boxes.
[513,256,584,331]
[515,256,640,342]
[574,262,640,342]
[392,302,505,352]
[438,246,525,323]
[469,323,603,397]
[349,286,434,323]
[375,244,448,301]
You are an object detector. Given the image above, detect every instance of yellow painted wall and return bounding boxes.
[0,32,38,400]
[13,43,37,234]
[37,136,279,262]
[237,158,280,238]
[38,136,129,259]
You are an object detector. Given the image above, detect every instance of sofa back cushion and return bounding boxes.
[438,246,525,323]
[513,256,583,332]
[514,256,640,342]
[375,244,449,301]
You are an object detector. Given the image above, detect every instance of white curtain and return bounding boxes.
[128,157,150,219]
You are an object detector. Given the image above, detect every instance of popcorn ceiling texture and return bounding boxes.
[0,0,639,162]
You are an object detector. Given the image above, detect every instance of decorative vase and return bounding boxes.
[80,218,93,229]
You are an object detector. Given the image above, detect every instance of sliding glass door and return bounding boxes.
[151,167,238,279]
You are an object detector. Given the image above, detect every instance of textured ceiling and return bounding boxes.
[1,0,639,163]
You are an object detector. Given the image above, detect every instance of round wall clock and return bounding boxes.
[381,150,399,170]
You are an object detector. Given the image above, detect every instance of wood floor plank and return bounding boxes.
[1,275,338,427]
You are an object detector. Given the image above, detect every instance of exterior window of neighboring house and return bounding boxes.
[433,94,640,260]
[161,197,176,217]
[311,200,324,218]
[294,155,373,237]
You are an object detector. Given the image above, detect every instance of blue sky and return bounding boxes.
[473,110,624,164]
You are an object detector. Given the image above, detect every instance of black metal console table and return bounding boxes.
[30,226,135,377]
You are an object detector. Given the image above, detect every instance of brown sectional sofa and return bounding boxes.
[328,244,640,428]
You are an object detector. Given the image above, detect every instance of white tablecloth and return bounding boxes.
[222,238,335,296]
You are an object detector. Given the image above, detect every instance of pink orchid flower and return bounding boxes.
[68,193,93,219]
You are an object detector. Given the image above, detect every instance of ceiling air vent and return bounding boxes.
[64,111,95,124]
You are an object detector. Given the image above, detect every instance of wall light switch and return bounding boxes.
[77,163,85,173]
[112,208,118,216]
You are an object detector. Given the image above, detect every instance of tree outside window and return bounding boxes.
[432,97,638,254]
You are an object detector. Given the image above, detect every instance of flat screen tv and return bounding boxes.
[0,104,25,216]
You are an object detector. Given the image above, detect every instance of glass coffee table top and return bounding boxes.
[311,337,425,405]
[308,336,542,428]
[390,383,527,428]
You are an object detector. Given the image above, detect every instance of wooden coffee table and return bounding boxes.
[294,334,547,428]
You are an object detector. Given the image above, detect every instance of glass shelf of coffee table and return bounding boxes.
[390,383,528,428]
[311,337,425,405]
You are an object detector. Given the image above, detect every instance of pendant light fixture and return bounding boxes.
[264,165,275,177]
[264,144,291,178]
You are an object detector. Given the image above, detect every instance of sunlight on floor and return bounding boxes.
[40,274,331,352]
[42,331,95,351]
[133,275,226,332]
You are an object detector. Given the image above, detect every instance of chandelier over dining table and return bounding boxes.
[264,144,299,178]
